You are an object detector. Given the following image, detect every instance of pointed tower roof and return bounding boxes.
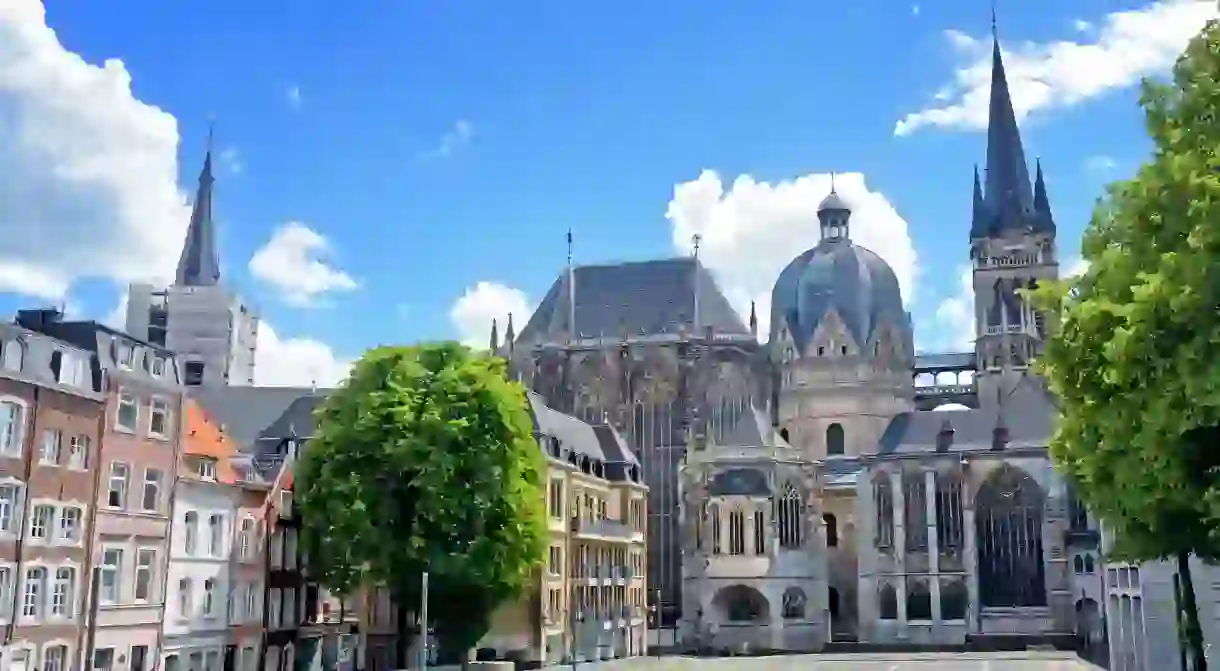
[176,128,222,287]
[1032,158,1055,234]
[979,27,1036,237]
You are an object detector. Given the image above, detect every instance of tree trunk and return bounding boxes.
[1178,552,1209,671]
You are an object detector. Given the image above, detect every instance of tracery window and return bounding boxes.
[907,580,932,621]
[728,508,746,556]
[753,509,766,555]
[878,583,898,620]
[904,472,929,552]
[976,465,1047,607]
[935,471,964,551]
[874,474,894,550]
[776,483,804,549]
[939,579,968,621]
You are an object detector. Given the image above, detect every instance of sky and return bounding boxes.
[0,0,1215,386]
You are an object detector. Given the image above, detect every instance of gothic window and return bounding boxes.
[935,471,964,552]
[753,509,766,555]
[976,465,1047,608]
[781,587,806,620]
[904,472,929,552]
[824,514,838,548]
[1067,485,1089,531]
[710,503,722,555]
[874,474,894,550]
[728,508,746,555]
[1073,555,1085,574]
[878,583,898,620]
[939,579,968,621]
[826,423,845,456]
[1085,555,1095,574]
[907,580,933,621]
[777,483,804,549]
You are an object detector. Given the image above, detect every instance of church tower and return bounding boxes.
[125,130,260,388]
[970,28,1058,399]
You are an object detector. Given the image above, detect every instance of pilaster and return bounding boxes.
[962,464,979,633]
[924,468,942,630]
[889,469,908,637]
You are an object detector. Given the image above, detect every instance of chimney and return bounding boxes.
[16,307,64,333]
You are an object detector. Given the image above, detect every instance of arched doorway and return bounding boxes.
[711,585,771,624]
[975,464,1047,607]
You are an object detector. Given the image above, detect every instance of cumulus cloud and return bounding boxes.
[449,281,532,348]
[1084,155,1118,174]
[248,222,359,306]
[665,170,919,340]
[929,266,976,353]
[419,119,475,160]
[895,0,1217,135]
[0,0,191,296]
[253,322,352,387]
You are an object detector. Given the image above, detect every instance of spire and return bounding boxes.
[749,300,758,339]
[1032,157,1056,233]
[489,318,499,352]
[970,164,988,237]
[176,124,222,287]
[505,312,515,347]
[980,20,1035,237]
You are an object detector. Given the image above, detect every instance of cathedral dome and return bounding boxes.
[769,190,911,355]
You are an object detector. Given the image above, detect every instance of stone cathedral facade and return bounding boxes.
[500,33,1105,654]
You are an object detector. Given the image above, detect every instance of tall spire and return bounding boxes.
[980,13,1035,237]
[1032,157,1056,233]
[489,317,499,352]
[176,123,221,287]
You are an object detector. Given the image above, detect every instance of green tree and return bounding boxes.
[1029,19,1220,671]
[294,342,547,663]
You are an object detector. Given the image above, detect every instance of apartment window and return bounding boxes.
[241,647,256,671]
[68,435,88,469]
[239,517,255,560]
[93,649,115,671]
[0,484,16,532]
[21,566,44,617]
[151,356,166,377]
[184,511,198,554]
[178,577,193,617]
[203,578,216,616]
[135,548,155,602]
[229,582,241,622]
[149,399,169,438]
[99,548,122,603]
[164,655,179,671]
[245,582,258,619]
[283,588,296,627]
[116,391,138,431]
[549,479,563,518]
[205,651,220,671]
[141,469,162,511]
[116,344,134,369]
[130,646,148,671]
[58,506,82,543]
[107,462,129,508]
[195,457,217,481]
[1,341,23,372]
[39,430,61,465]
[0,566,12,614]
[51,566,74,617]
[548,546,562,575]
[0,401,23,454]
[285,529,298,570]
[188,652,203,671]
[44,645,67,671]
[208,514,224,557]
[29,504,53,540]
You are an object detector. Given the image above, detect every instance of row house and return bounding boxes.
[0,320,105,671]
[161,402,266,671]
[16,309,187,671]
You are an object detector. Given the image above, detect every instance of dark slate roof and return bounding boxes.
[915,352,976,371]
[713,406,790,449]
[515,258,749,346]
[770,238,912,354]
[190,386,318,450]
[709,468,771,496]
[878,374,1053,454]
[592,424,639,466]
[818,189,850,212]
[260,394,329,439]
[526,390,607,461]
[177,149,221,287]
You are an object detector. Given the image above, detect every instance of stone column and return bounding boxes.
[962,465,980,634]
[855,470,878,642]
[889,469,908,638]
[925,468,942,631]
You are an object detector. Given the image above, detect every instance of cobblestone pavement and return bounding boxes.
[579,651,1100,671]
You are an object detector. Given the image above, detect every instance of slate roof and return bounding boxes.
[709,468,771,496]
[879,374,1053,454]
[526,391,640,483]
[190,386,319,451]
[713,406,790,450]
[515,258,749,346]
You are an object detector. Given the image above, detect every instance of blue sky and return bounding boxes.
[0,0,1214,385]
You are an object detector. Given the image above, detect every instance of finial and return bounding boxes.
[991,0,998,40]
[691,233,702,260]
[566,228,573,265]
[206,116,216,156]
[830,172,837,194]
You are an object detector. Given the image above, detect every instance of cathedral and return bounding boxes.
[500,31,1105,653]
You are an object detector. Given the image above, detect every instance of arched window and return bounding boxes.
[753,509,766,555]
[874,474,894,549]
[776,483,804,549]
[1084,555,1095,574]
[878,583,898,620]
[781,587,806,620]
[940,579,968,621]
[1,341,23,372]
[728,508,746,555]
[975,465,1047,607]
[907,580,932,621]
[183,511,198,555]
[826,423,845,456]
[710,503,721,555]
[824,513,838,547]
[1073,555,1085,574]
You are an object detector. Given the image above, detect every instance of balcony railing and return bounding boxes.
[570,517,638,539]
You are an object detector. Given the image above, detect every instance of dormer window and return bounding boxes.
[116,343,135,369]
[193,457,217,481]
[1,340,24,372]
[150,357,166,378]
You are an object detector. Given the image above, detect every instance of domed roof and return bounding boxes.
[818,189,850,212]
[769,238,911,355]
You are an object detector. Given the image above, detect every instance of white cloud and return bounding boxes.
[285,84,302,110]
[912,4,921,16]
[449,281,531,348]
[218,147,243,175]
[419,119,475,160]
[1073,19,1094,33]
[102,291,128,329]
[0,0,191,297]
[665,170,919,340]
[929,266,976,352]
[895,0,1217,135]
[1084,154,1118,173]
[248,222,359,306]
[253,322,352,387]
